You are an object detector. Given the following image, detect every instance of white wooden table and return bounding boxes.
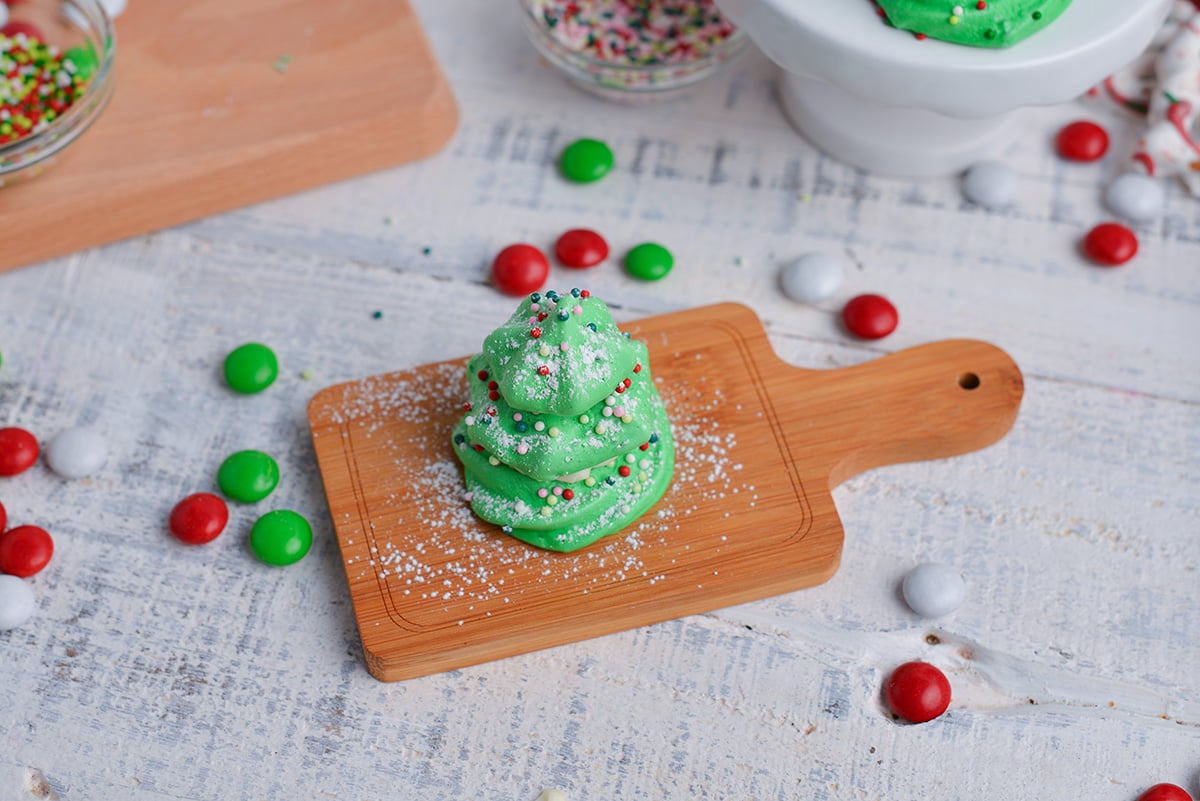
[2,2,1198,799]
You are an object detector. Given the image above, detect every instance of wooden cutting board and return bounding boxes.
[308,303,1024,682]
[0,0,457,272]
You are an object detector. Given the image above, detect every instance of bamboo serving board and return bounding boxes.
[308,303,1023,682]
[0,0,457,272]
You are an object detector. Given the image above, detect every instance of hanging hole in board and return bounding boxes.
[957,372,981,390]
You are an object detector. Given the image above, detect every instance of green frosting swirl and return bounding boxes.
[876,0,1073,48]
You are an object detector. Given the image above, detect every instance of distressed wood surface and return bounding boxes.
[1,1,1198,799]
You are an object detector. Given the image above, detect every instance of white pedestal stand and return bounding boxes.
[716,0,1173,177]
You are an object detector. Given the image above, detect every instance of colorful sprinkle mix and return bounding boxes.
[528,0,738,67]
[0,32,94,146]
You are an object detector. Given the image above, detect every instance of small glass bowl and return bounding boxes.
[518,0,748,103]
[0,0,116,188]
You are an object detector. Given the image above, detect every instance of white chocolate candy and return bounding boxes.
[1105,173,1166,222]
[778,253,844,304]
[538,790,568,801]
[901,563,965,618]
[0,575,35,631]
[101,0,127,19]
[45,427,108,479]
[962,161,1020,209]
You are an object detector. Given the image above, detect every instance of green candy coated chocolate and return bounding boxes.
[249,509,312,566]
[217,450,279,503]
[63,43,99,80]
[224,343,278,394]
[560,138,614,183]
[624,242,674,281]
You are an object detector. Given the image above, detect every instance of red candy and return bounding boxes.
[492,244,549,296]
[0,21,47,40]
[0,427,39,476]
[842,294,899,339]
[1083,222,1138,266]
[555,229,609,269]
[168,492,230,545]
[1056,120,1109,162]
[1137,785,1193,801]
[0,499,6,533]
[885,661,952,723]
[0,524,54,578]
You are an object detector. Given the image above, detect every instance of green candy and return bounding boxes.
[624,242,674,281]
[249,510,312,566]
[559,138,614,183]
[217,450,279,503]
[224,343,278,394]
[63,43,100,81]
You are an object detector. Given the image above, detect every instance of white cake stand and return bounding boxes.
[715,0,1174,177]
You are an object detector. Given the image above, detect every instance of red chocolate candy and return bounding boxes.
[169,493,230,545]
[0,21,47,40]
[1083,222,1138,266]
[492,244,550,296]
[555,229,609,269]
[0,427,39,476]
[1056,120,1109,162]
[0,524,54,578]
[885,661,952,723]
[1136,784,1193,801]
[842,294,899,339]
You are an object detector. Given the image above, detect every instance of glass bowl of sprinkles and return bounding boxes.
[0,0,116,188]
[519,0,748,102]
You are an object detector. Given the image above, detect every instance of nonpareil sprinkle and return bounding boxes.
[0,33,93,146]
[528,0,737,67]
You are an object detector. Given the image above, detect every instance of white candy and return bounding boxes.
[778,253,844,304]
[1105,173,1166,222]
[45,427,108,479]
[0,4,8,30]
[901,563,965,618]
[962,161,1020,209]
[101,0,127,19]
[0,575,35,631]
[538,791,568,801]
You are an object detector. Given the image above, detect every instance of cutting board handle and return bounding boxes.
[780,339,1024,488]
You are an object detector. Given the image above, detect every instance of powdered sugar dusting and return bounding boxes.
[310,332,789,629]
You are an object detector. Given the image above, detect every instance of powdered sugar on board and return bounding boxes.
[309,347,765,625]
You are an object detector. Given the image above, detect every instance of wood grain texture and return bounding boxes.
[309,303,1021,681]
[0,0,1197,798]
[0,0,457,272]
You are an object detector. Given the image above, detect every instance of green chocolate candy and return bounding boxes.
[624,242,674,281]
[560,138,614,183]
[217,449,279,503]
[63,43,100,81]
[249,509,312,566]
[224,343,278,394]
